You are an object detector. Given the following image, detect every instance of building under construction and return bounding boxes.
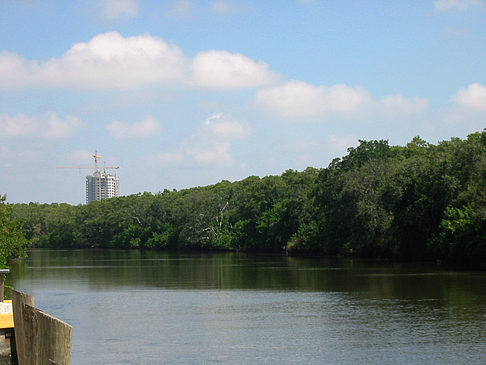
[86,171,119,203]
[85,152,120,204]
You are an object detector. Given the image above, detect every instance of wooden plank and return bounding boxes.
[11,290,34,365]
[0,270,9,302]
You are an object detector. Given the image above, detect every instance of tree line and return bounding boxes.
[9,130,486,264]
[0,194,28,266]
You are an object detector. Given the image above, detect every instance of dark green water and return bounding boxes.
[7,249,486,364]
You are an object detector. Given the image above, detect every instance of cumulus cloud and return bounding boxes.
[106,116,162,140]
[186,113,249,164]
[0,32,188,89]
[0,112,84,139]
[435,0,485,11]
[99,0,139,19]
[380,94,429,117]
[453,83,486,110]
[192,50,278,89]
[256,81,431,120]
[211,1,244,14]
[196,112,249,141]
[0,32,281,90]
[189,142,233,164]
[202,112,249,138]
[167,0,194,18]
[256,80,371,118]
[152,113,248,167]
[441,83,486,129]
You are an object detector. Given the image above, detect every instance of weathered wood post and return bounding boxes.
[0,269,9,302]
[11,290,34,365]
[11,290,72,365]
[22,304,72,365]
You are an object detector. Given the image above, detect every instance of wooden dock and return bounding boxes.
[0,269,72,365]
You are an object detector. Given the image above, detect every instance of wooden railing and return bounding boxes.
[11,290,72,365]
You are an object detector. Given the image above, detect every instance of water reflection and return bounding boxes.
[6,249,486,365]
[9,249,486,302]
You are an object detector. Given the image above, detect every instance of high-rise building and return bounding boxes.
[83,151,120,204]
[58,150,119,204]
[86,170,120,203]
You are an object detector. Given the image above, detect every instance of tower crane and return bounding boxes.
[58,150,121,203]
[57,150,120,173]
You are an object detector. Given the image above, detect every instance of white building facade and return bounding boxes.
[86,171,120,203]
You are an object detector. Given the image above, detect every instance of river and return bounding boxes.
[6,249,486,364]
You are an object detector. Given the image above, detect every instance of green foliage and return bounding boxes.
[287,220,322,253]
[0,194,29,266]
[10,130,486,264]
[145,224,178,249]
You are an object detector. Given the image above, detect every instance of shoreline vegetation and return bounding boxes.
[0,195,28,267]
[6,130,486,266]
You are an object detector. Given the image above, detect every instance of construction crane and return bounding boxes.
[57,150,120,173]
[58,150,121,204]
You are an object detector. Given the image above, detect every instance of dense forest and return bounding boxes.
[0,194,28,266]
[9,130,486,264]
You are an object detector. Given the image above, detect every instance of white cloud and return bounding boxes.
[0,146,40,167]
[0,32,188,89]
[203,112,249,138]
[106,116,162,140]
[380,94,429,117]
[189,142,233,164]
[256,80,371,118]
[0,51,40,89]
[192,50,278,89]
[211,1,243,14]
[151,113,248,167]
[435,0,485,11]
[256,81,430,120]
[0,32,281,91]
[167,0,194,18]
[99,0,139,19]
[186,113,249,165]
[440,83,486,130]
[453,83,486,110]
[0,112,84,139]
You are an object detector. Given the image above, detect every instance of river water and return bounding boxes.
[6,249,486,364]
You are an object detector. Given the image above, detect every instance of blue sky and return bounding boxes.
[1,0,485,204]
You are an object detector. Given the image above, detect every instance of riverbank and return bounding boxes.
[12,131,486,265]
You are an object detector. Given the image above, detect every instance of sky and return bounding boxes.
[1,0,485,205]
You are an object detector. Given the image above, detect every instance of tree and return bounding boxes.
[0,194,29,266]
